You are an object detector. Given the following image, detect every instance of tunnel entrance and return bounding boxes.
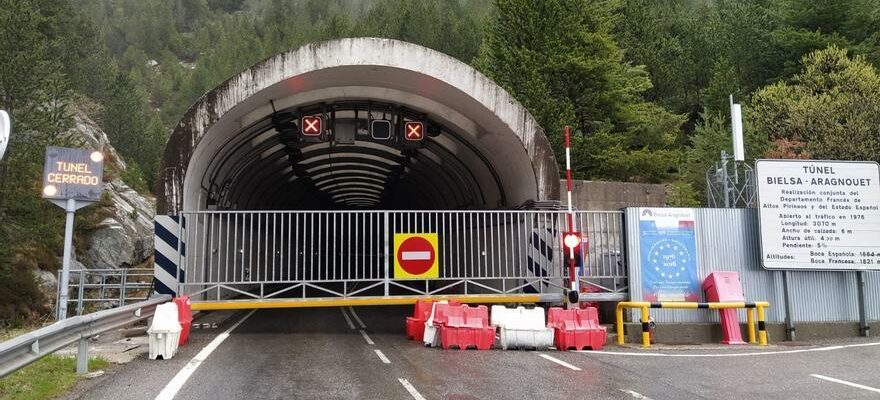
[150,38,631,307]
[157,38,559,215]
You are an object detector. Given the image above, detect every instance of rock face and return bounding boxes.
[63,107,156,271]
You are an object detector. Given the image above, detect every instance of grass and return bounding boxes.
[0,355,108,400]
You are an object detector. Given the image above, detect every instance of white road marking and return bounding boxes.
[348,306,366,329]
[374,349,391,364]
[398,378,426,400]
[401,251,431,260]
[359,329,375,345]
[576,341,880,358]
[340,307,356,330]
[811,374,880,394]
[538,353,582,371]
[620,389,653,399]
[154,310,256,400]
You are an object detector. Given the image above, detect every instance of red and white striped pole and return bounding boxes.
[564,126,579,300]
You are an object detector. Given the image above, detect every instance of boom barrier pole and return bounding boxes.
[564,126,578,302]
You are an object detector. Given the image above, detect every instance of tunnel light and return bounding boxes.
[371,120,392,140]
[404,121,424,141]
[301,115,323,136]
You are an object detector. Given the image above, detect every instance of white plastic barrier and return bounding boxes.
[423,301,451,347]
[490,305,513,328]
[493,306,554,350]
[148,303,182,360]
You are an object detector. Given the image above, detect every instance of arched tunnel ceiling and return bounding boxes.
[157,38,559,212]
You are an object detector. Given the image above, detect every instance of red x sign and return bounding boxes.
[404,121,424,141]
[301,115,322,136]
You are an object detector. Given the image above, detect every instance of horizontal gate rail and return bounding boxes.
[174,210,627,302]
[0,295,170,378]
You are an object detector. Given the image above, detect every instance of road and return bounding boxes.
[65,306,880,399]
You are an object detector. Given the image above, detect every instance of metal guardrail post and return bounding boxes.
[77,269,85,316]
[120,268,128,306]
[76,337,88,374]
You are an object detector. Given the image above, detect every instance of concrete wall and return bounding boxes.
[563,180,667,211]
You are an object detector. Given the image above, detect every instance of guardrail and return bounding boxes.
[615,301,770,348]
[0,295,171,378]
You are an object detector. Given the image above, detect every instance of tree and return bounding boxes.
[751,46,880,162]
[475,0,684,182]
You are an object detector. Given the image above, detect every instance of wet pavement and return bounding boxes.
[65,306,880,399]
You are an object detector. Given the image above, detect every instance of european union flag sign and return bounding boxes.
[639,208,700,302]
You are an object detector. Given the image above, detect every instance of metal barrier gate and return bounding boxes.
[163,210,626,305]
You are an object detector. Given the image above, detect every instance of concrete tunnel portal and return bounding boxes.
[157,38,560,213]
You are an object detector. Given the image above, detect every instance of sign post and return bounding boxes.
[42,146,104,320]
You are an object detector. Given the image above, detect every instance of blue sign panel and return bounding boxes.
[639,208,700,302]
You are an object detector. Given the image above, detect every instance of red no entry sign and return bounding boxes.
[394,233,439,279]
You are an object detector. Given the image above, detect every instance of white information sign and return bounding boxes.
[756,159,880,270]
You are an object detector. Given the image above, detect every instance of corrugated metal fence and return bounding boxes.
[626,208,880,323]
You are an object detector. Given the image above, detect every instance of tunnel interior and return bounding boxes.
[202,100,508,210]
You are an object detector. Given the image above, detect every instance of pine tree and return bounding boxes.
[475,0,684,182]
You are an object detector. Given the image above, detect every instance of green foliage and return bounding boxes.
[0,355,108,400]
[751,46,880,162]
[476,0,684,183]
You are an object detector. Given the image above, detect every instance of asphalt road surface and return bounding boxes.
[65,306,880,399]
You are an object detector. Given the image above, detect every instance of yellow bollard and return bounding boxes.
[640,306,651,348]
[757,305,767,346]
[616,305,625,345]
[746,308,756,344]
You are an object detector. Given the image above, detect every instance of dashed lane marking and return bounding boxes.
[538,353,582,371]
[348,306,366,329]
[398,378,427,400]
[620,389,653,399]
[576,341,880,357]
[359,329,375,345]
[374,349,391,364]
[154,310,257,400]
[340,307,356,330]
[811,374,880,394]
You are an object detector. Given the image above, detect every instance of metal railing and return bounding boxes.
[55,268,154,319]
[0,295,170,378]
[176,210,627,303]
[615,301,770,348]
